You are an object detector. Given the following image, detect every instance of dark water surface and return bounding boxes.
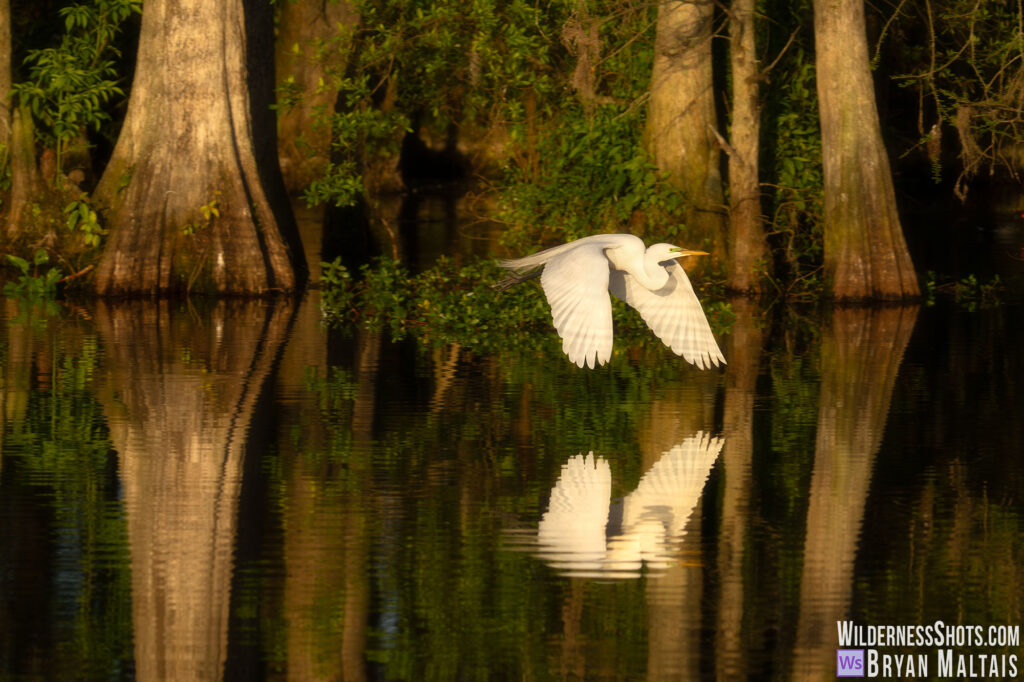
[0,287,1022,680]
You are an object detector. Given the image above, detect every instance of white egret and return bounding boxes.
[498,234,725,369]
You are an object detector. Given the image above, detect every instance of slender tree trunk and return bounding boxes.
[275,0,359,195]
[814,0,919,299]
[93,0,305,295]
[563,0,608,115]
[645,0,725,251]
[726,0,766,292]
[5,105,51,241]
[0,0,10,175]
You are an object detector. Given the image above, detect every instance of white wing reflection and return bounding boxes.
[532,432,724,579]
[537,452,613,572]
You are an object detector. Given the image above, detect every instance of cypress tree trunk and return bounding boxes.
[814,0,919,299]
[5,105,47,241]
[645,0,725,251]
[93,0,304,295]
[726,0,766,292]
[275,0,360,195]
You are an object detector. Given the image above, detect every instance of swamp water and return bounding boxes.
[0,218,1023,680]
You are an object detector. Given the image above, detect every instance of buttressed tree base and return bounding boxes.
[93,0,301,296]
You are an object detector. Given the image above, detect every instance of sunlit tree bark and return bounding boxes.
[726,0,766,291]
[275,0,359,194]
[96,299,293,681]
[814,0,919,299]
[792,305,919,678]
[93,0,304,294]
[645,0,725,251]
[4,106,46,240]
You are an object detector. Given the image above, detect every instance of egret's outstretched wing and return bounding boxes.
[541,242,614,368]
[610,262,725,369]
[538,453,612,565]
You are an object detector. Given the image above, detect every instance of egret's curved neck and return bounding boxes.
[608,246,671,290]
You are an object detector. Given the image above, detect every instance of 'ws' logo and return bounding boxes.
[837,649,865,677]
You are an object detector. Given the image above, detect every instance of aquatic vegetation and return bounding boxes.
[924,270,1004,311]
[3,250,63,301]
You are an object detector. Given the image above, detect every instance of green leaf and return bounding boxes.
[6,254,30,275]
[44,268,63,288]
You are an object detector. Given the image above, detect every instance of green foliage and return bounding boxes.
[11,0,141,173]
[182,193,221,237]
[303,159,370,208]
[299,69,412,207]
[497,105,687,252]
[319,256,358,315]
[200,198,220,221]
[316,256,564,354]
[3,249,63,300]
[924,270,1004,310]
[886,0,1024,192]
[321,256,549,351]
[351,0,555,125]
[747,0,828,292]
[298,0,562,208]
[116,165,133,193]
[768,55,823,234]
[490,1,694,251]
[760,30,825,288]
[64,195,106,248]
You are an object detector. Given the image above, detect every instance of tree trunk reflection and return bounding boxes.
[96,299,293,682]
[278,298,376,681]
[792,305,919,678]
[638,370,719,681]
[716,297,763,679]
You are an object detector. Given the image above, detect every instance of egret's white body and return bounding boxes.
[499,234,725,369]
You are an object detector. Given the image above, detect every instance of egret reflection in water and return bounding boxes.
[527,432,724,578]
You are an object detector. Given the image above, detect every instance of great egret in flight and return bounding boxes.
[498,234,725,369]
